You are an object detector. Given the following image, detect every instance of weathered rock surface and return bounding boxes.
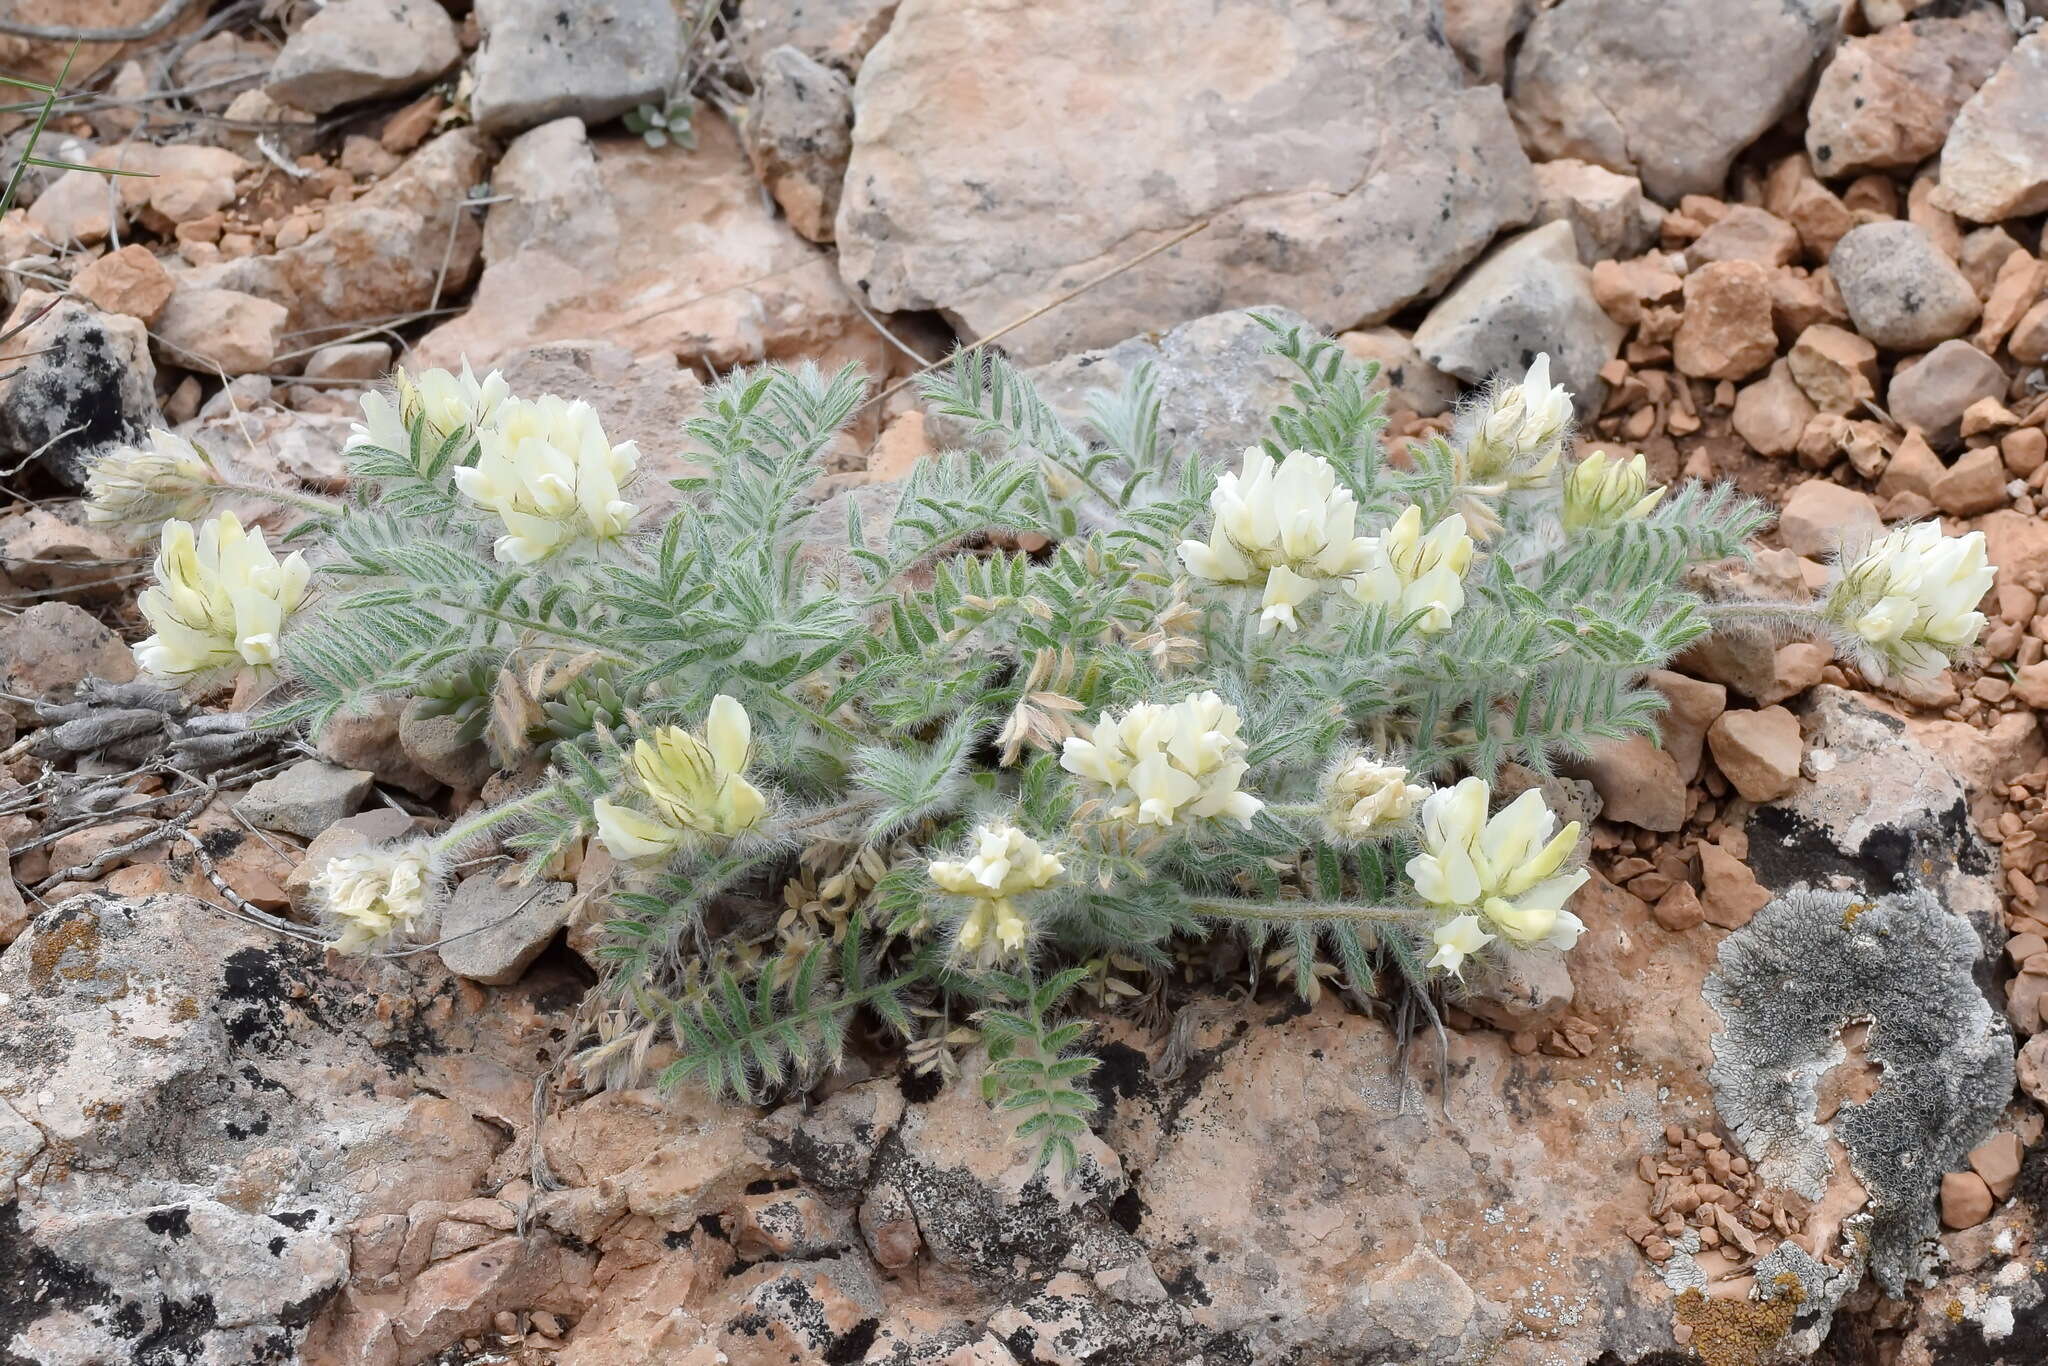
[1509,0,1841,202]
[265,0,461,115]
[1413,220,1624,417]
[1831,220,1982,351]
[1937,30,2048,223]
[1804,8,2013,178]
[838,0,1535,363]
[745,45,854,244]
[418,115,884,382]
[1889,338,2011,449]
[471,0,682,136]
[0,291,157,490]
[438,873,577,987]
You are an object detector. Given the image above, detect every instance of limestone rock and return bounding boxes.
[1707,706,1804,802]
[265,0,461,114]
[733,0,901,76]
[838,0,1536,363]
[1687,206,1801,270]
[1778,480,1880,559]
[745,45,854,244]
[153,286,288,377]
[1648,668,1727,783]
[418,115,881,382]
[200,128,491,338]
[1509,0,1840,202]
[398,697,497,792]
[439,873,577,986]
[1831,220,1982,351]
[1732,359,1818,458]
[0,602,137,723]
[1932,446,2011,517]
[1804,9,2013,178]
[1887,338,2008,449]
[1413,220,1624,415]
[1440,0,1539,84]
[1786,322,1879,414]
[21,168,118,245]
[69,243,173,323]
[304,340,394,381]
[0,290,156,489]
[1529,157,1661,264]
[1674,260,1778,381]
[236,759,375,840]
[471,0,683,136]
[1580,734,1686,832]
[1937,31,2048,223]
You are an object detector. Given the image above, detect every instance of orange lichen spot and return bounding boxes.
[28,914,102,994]
[1673,1281,1802,1366]
[1840,901,1872,929]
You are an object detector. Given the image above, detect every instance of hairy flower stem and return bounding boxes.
[1187,897,1425,927]
[1702,600,1827,632]
[435,783,563,853]
[216,483,345,517]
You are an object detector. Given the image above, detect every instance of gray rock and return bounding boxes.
[1529,157,1662,264]
[265,0,461,114]
[732,0,900,76]
[1937,30,2048,223]
[1705,886,2011,1296]
[470,0,683,136]
[315,696,443,798]
[398,696,498,791]
[838,0,1535,362]
[235,758,375,839]
[438,873,575,986]
[1412,220,1625,417]
[1509,0,1840,202]
[1887,338,2009,449]
[1018,305,1311,470]
[1804,8,2012,179]
[745,45,853,244]
[1829,220,1981,351]
[0,290,156,489]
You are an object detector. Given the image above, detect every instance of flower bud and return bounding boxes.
[83,429,217,528]
[1562,450,1664,532]
[1322,755,1427,840]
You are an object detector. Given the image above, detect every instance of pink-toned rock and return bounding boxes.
[2002,425,2046,476]
[1686,205,1800,269]
[2010,297,2048,364]
[1805,9,2013,177]
[1698,842,1772,929]
[1786,323,1879,414]
[1764,155,1854,261]
[1937,30,2048,223]
[22,169,119,244]
[1939,1170,1993,1229]
[2013,660,2048,709]
[2021,1032,2048,1108]
[1674,260,1778,380]
[1888,338,2009,449]
[1581,735,1686,832]
[1731,359,1817,458]
[1877,427,1947,500]
[69,244,174,324]
[1777,480,1880,560]
[1590,255,1683,327]
[1530,158,1661,264]
[1756,641,1831,707]
[153,287,288,376]
[1706,706,1803,802]
[1931,445,2011,517]
[0,602,137,723]
[1975,249,2044,352]
[1967,1131,2024,1201]
[1651,881,1706,932]
[1648,668,1727,782]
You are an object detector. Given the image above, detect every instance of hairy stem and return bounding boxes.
[436,783,565,851]
[1187,897,1427,927]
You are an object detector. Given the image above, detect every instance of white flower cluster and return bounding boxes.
[347,361,508,456]
[456,394,641,564]
[1408,777,1588,976]
[1061,692,1263,829]
[135,511,311,682]
[928,824,1064,964]
[313,844,436,955]
[1322,755,1427,840]
[1178,449,1475,635]
[594,696,767,861]
[1823,524,1994,682]
[1178,449,1375,632]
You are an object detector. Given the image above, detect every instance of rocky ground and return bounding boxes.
[4,1,2048,1363]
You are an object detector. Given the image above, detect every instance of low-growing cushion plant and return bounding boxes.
[86,319,1994,1171]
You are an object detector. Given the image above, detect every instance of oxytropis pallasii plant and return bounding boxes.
[82,320,1994,1170]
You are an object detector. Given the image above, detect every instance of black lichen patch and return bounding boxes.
[897,1067,944,1104]
[144,1206,191,1239]
[0,1200,122,1366]
[1706,887,2013,1297]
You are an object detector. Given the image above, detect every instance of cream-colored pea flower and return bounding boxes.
[347,361,508,456]
[84,429,217,527]
[1060,692,1264,829]
[1406,777,1588,952]
[929,824,1064,964]
[313,845,436,955]
[1563,450,1664,532]
[593,696,766,861]
[134,512,311,682]
[1468,353,1573,484]
[456,394,640,563]
[1428,913,1494,977]
[1178,448,1377,632]
[1323,755,1428,840]
[1347,506,1473,633]
[1821,523,1994,682]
